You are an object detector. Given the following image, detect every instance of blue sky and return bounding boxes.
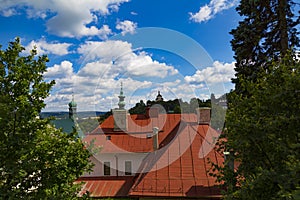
[0,0,241,112]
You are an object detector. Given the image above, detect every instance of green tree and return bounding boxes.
[218,55,300,199]
[129,100,146,114]
[231,0,300,94]
[0,38,92,199]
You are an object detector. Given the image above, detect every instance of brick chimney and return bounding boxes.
[196,107,211,125]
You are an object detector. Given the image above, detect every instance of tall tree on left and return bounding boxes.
[0,38,92,199]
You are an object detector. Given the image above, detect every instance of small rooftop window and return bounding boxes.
[106,135,111,140]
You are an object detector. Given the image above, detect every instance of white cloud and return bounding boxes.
[78,40,132,62]
[116,20,137,36]
[77,40,178,78]
[120,52,178,78]
[0,0,129,38]
[24,38,72,55]
[184,61,236,84]
[45,60,74,79]
[1,8,18,17]
[189,0,238,23]
[44,61,153,111]
[43,40,181,111]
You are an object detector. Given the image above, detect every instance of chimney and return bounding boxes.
[196,107,211,125]
[146,106,159,118]
[113,109,128,132]
[153,127,159,150]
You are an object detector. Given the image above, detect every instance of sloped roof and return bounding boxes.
[77,176,135,197]
[85,114,182,153]
[129,123,223,198]
[80,113,224,198]
[92,113,182,134]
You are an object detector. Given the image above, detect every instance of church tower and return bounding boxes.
[118,82,126,109]
[113,82,128,131]
[69,94,77,119]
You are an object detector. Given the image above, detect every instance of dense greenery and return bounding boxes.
[231,0,299,94]
[129,98,211,114]
[0,38,92,199]
[127,97,226,130]
[215,0,300,198]
[218,54,300,199]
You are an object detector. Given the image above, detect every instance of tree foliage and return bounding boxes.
[218,1,300,198]
[0,38,92,199]
[129,98,211,114]
[218,55,300,199]
[231,0,300,94]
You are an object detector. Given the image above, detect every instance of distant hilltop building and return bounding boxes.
[155,91,164,102]
[75,84,226,199]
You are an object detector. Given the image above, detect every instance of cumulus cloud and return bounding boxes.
[24,38,72,55]
[44,60,153,111]
[1,8,18,17]
[77,40,178,78]
[184,61,236,84]
[189,0,238,23]
[116,20,137,35]
[78,40,133,62]
[0,0,129,38]
[45,60,74,79]
[43,40,181,111]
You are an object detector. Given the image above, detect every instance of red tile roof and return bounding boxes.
[129,123,223,198]
[80,113,224,198]
[85,114,182,153]
[77,176,135,197]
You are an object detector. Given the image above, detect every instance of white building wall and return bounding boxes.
[82,152,148,177]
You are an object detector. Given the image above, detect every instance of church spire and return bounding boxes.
[118,82,126,109]
[69,93,77,119]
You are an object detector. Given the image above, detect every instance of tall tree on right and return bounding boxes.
[211,1,300,199]
[230,0,300,94]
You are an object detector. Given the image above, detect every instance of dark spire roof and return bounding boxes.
[155,91,163,102]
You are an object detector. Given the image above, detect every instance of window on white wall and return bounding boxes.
[125,161,132,175]
[104,162,111,176]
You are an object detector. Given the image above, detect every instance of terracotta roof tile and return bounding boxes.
[77,177,135,197]
[85,114,182,153]
[130,123,224,198]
